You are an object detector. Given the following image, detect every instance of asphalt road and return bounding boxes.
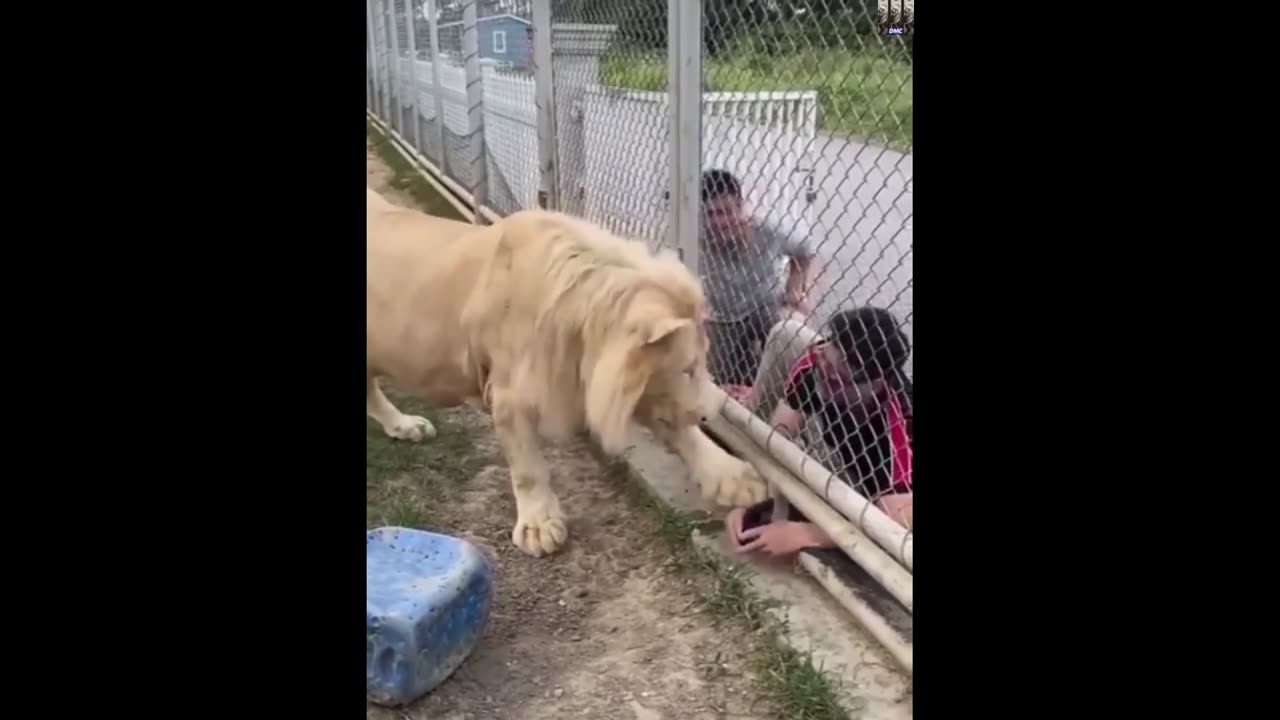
[804,131,914,351]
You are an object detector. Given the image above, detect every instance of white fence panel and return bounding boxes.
[482,68,540,212]
[581,87,672,247]
[581,87,818,249]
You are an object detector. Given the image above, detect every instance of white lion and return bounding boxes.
[367,189,768,557]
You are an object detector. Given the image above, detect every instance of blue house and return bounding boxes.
[436,14,532,68]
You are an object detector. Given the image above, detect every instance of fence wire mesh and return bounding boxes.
[406,0,443,166]
[697,1,913,536]
[550,0,671,251]
[478,1,537,216]
[367,0,914,543]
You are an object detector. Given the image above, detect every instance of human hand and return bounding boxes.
[724,384,754,406]
[783,290,812,315]
[769,405,804,441]
[876,493,913,529]
[725,506,747,546]
[736,521,833,557]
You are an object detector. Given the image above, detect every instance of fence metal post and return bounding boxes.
[424,0,448,170]
[368,0,389,121]
[366,0,380,114]
[366,10,373,109]
[667,0,702,273]
[402,0,421,153]
[385,0,403,134]
[532,0,558,210]
[462,0,489,223]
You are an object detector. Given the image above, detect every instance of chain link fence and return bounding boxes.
[368,0,913,559]
[696,1,914,547]
[553,2,672,250]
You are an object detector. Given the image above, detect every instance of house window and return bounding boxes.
[492,30,506,54]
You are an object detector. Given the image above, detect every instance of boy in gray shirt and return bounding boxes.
[699,169,816,385]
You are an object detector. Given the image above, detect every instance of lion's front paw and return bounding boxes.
[698,455,768,507]
[511,508,569,557]
[384,414,436,442]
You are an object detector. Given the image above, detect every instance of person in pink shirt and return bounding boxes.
[726,307,913,557]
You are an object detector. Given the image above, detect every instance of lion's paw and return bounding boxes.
[698,454,768,508]
[384,415,436,442]
[511,509,569,557]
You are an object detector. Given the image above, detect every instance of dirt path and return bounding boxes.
[366,140,781,720]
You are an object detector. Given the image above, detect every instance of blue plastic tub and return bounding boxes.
[366,527,495,706]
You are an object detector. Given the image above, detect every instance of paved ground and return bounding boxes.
[805,132,912,346]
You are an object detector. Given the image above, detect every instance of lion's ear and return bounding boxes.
[643,317,692,346]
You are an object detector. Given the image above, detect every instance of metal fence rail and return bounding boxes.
[367,0,914,584]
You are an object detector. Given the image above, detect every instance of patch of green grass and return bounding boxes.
[699,559,779,630]
[370,494,434,530]
[366,392,497,531]
[365,123,495,531]
[600,49,912,150]
[601,57,667,92]
[755,643,855,720]
[597,451,853,720]
[366,120,468,221]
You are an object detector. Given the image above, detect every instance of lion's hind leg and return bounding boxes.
[367,375,437,442]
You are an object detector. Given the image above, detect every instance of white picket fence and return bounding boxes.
[579,87,818,248]
[384,48,818,237]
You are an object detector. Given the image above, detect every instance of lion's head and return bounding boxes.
[481,210,720,455]
[584,284,715,456]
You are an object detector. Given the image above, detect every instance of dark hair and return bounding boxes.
[701,169,742,202]
[827,307,910,384]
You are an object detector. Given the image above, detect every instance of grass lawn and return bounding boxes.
[366,393,493,530]
[601,49,912,150]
